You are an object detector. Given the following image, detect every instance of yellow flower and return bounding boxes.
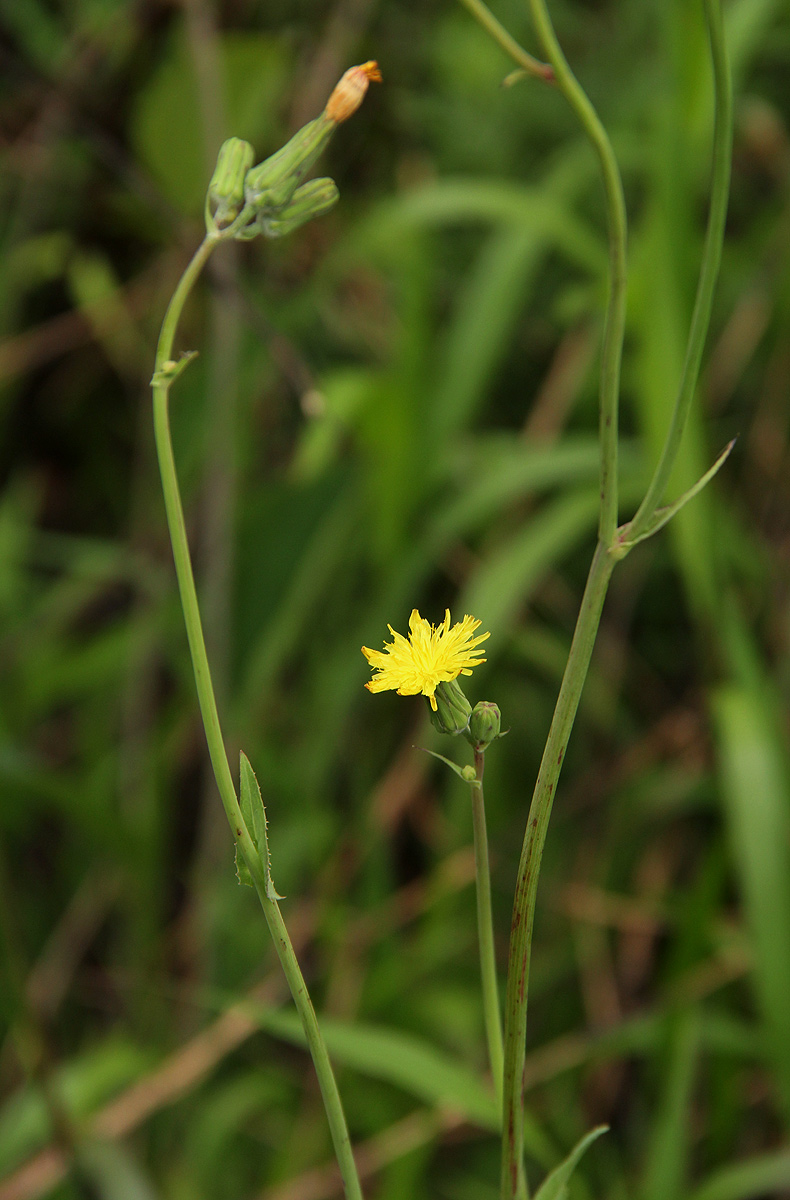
[362,609,489,710]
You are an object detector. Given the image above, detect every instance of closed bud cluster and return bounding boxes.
[429,678,473,737]
[468,701,502,751]
[204,63,380,241]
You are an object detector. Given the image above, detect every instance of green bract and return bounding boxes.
[254,177,339,239]
[469,701,502,751]
[430,678,473,737]
[206,137,255,231]
[244,114,336,215]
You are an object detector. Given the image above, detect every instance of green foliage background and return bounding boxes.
[2,0,790,1197]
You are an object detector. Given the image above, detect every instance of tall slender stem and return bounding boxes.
[455,0,627,538]
[525,0,627,546]
[471,749,504,1111]
[152,239,363,1200]
[626,0,732,541]
[451,3,730,1197]
[501,542,615,1200]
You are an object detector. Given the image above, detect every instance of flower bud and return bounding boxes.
[468,701,501,751]
[229,62,380,241]
[260,177,339,237]
[206,137,255,230]
[429,678,472,737]
[245,115,336,215]
[326,61,382,124]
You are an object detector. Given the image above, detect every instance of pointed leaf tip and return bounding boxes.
[416,747,478,784]
[619,438,736,553]
[534,1125,608,1200]
[239,752,285,900]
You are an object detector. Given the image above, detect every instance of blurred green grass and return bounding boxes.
[2,0,790,1197]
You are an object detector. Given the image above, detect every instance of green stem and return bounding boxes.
[626,0,732,542]
[152,238,363,1200]
[501,541,615,1200]
[454,5,730,1198]
[526,0,627,546]
[471,749,504,1111]
[456,0,553,81]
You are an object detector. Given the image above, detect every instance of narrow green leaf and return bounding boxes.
[351,180,604,274]
[620,440,735,551]
[712,686,790,1120]
[235,751,255,887]
[257,1007,498,1127]
[639,1009,700,1200]
[417,746,477,784]
[251,1007,554,1165]
[460,490,600,652]
[239,753,284,901]
[533,1125,608,1200]
[687,1147,790,1200]
[431,224,540,445]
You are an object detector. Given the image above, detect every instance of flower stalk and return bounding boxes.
[455,0,554,82]
[524,0,627,547]
[624,0,732,544]
[152,239,363,1200]
[500,542,614,1200]
[471,748,505,1111]
[454,1,732,1196]
[365,617,505,1104]
[150,66,380,1200]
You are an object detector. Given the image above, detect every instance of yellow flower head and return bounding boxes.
[362,609,489,710]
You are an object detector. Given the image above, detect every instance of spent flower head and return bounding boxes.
[326,61,383,123]
[362,609,489,711]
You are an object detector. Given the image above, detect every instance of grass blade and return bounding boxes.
[712,685,790,1121]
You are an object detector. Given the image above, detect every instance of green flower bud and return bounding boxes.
[468,701,501,751]
[206,137,255,231]
[429,678,472,737]
[245,114,336,216]
[461,765,477,783]
[259,177,339,238]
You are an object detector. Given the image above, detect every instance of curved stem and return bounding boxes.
[152,240,363,1200]
[153,237,238,834]
[526,0,627,547]
[501,542,615,1200]
[471,749,504,1111]
[456,0,553,81]
[626,0,732,542]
